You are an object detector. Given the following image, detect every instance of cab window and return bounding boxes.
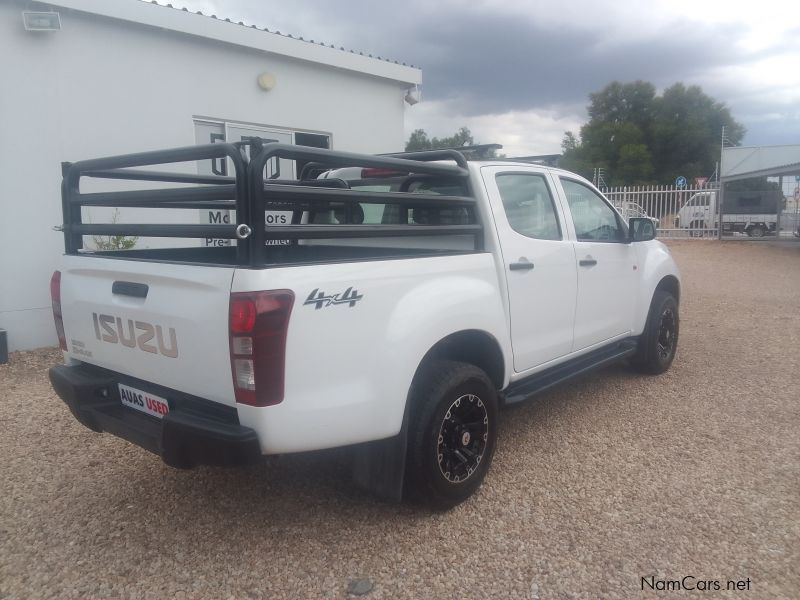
[495,173,561,240]
[560,178,625,242]
[688,194,710,207]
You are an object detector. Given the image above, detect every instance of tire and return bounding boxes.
[748,224,765,238]
[631,291,679,375]
[405,360,498,509]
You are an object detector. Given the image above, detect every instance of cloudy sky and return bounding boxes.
[181,0,799,156]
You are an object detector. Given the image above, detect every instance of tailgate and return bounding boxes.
[59,255,236,407]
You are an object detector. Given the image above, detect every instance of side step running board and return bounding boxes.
[503,339,638,405]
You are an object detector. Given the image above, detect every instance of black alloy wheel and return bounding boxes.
[406,360,498,509]
[437,393,489,484]
[656,307,677,362]
[631,290,679,375]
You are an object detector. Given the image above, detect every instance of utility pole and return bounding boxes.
[718,126,727,240]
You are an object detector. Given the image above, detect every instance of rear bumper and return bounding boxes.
[49,364,262,468]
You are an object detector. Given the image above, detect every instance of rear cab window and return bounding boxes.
[494,173,561,240]
[312,175,473,226]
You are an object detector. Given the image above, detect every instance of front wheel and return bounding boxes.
[405,360,498,509]
[631,291,679,374]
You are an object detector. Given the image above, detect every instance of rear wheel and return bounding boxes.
[406,360,498,509]
[631,291,679,375]
[747,224,765,238]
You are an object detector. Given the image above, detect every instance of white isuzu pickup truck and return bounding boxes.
[49,141,680,508]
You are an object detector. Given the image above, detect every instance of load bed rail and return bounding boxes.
[60,140,481,266]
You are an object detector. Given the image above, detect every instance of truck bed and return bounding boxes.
[59,141,482,267]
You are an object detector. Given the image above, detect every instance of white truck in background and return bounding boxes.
[675,189,784,237]
[49,141,681,508]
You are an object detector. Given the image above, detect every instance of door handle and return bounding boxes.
[579,259,597,267]
[509,259,535,271]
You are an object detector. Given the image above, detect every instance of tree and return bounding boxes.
[405,126,474,151]
[406,129,433,152]
[405,126,501,158]
[651,83,745,182]
[559,131,592,176]
[561,131,579,153]
[561,81,745,185]
[587,80,656,134]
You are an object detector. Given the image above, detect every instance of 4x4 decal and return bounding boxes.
[304,287,363,309]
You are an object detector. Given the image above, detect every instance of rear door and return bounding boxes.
[482,166,577,372]
[556,177,637,351]
[59,255,237,406]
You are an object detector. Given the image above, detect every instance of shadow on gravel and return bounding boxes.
[61,362,649,546]
[498,362,638,419]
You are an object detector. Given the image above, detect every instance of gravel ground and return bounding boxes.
[2,241,799,599]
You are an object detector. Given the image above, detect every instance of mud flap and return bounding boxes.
[351,409,408,502]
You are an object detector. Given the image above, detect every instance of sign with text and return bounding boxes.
[194,121,295,246]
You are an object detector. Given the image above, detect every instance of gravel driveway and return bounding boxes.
[2,241,798,599]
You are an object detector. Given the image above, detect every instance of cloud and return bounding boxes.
[405,101,584,156]
[185,0,800,146]
[395,13,752,116]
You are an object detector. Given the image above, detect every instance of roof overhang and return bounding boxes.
[721,145,800,182]
[44,0,422,86]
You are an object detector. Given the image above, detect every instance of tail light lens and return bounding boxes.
[50,271,67,351]
[229,290,294,407]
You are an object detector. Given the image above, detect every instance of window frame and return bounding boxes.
[559,176,630,244]
[494,171,564,241]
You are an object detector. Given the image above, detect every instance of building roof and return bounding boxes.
[721,145,800,181]
[46,0,422,86]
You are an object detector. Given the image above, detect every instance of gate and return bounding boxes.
[604,183,795,239]
[604,184,721,238]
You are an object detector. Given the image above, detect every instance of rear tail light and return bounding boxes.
[229,290,294,407]
[50,270,67,351]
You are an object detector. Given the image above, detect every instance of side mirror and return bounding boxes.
[629,217,656,242]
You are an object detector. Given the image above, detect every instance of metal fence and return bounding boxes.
[604,184,720,238]
[604,183,797,239]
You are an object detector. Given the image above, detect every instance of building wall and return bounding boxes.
[0,3,410,351]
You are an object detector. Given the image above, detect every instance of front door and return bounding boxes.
[483,167,577,372]
[557,177,638,351]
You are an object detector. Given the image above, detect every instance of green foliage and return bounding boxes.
[561,131,579,153]
[617,144,654,183]
[406,126,474,151]
[562,81,745,185]
[92,209,138,251]
[405,126,501,158]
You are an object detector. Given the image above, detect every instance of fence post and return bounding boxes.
[776,175,782,238]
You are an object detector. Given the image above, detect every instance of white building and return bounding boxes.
[0,0,421,353]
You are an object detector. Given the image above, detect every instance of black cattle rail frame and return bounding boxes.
[60,139,482,266]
